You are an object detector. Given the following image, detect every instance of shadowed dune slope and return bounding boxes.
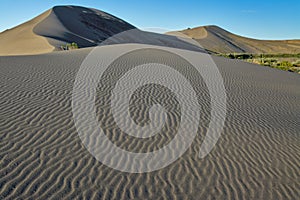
[0,5,136,55]
[168,25,300,54]
[34,6,136,49]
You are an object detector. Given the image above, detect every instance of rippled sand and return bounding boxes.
[0,46,299,199]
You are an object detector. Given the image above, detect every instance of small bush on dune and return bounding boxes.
[60,42,79,50]
[280,60,293,67]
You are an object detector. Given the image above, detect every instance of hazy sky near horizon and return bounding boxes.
[0,0,299,39]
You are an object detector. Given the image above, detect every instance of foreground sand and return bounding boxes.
[0,47,299,199]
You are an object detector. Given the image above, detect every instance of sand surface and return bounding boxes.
[0,45,299,199]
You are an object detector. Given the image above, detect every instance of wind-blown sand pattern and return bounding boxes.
[0,44,299,199]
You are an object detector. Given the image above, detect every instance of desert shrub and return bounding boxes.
[237,54,252,59]
[280,61,293,67]
[61,42,79,50]
[275,65,292,71]
[225,53,253,60]
[71,42,79,49]
[228,54,235,59]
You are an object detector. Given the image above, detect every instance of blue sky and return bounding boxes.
[0,0,299,39]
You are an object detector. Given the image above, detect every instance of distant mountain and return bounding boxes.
[0,5,203,55]
[168,25,300,54]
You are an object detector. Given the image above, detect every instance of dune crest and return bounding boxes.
[0,5,205,56]
[1,6,299,56]
[168,26,208,39]
[176,25,300,54]
[0,6,136,55]
[0,9,54,55]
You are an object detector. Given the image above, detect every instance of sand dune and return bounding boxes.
[168,25,300,54]
[2,5,299,56]
[0,6,135,55]
[3,5,299,57]
[0,4,299,200]
[0,45,299,199]
[0,9,54,55]
[0,5,203,56]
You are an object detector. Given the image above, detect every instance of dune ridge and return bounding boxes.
[0,9,54,55]
[1,5,299,56]
[168,25,300,54]
[0,6,136,55]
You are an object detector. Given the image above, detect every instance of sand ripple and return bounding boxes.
[0,48,299,199]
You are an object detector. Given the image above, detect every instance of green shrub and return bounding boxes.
[61,42,79,50]
[280,61,293,67]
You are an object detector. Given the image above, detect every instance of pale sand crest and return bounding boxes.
[0,45,299,199]
[0,10,54,55]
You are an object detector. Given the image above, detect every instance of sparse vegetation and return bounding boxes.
[60,42,79,50]
[218,53,300,73]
